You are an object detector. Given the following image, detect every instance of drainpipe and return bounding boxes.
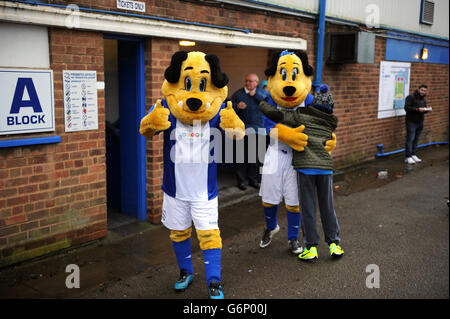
[375,141,449,158]
[312,0,327,92]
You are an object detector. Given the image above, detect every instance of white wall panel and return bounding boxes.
[261,0,319,13]
[326,0,448,38]
[249,0,449,38]
[0,22,50,68]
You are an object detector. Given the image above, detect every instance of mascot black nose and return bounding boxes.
[186,98,202,111]
[283,86,296,97]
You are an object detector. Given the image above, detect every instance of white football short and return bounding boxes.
[259,142,299,207]
[161,192,219,231]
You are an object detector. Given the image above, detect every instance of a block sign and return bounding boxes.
[0,69,55,135]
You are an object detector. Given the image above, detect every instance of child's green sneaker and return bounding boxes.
[298,246,318,260]
[329,243,344,257]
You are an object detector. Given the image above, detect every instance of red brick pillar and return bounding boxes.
[49,28,108,244]
[144,37,180,224]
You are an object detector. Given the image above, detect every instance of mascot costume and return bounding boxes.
[255,50,337,256]
[139,51,245,299]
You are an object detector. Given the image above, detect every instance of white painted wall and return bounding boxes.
[261,0,318,13]
[326,0,449,38]
[0,22,50,68]
[224,0,449,38]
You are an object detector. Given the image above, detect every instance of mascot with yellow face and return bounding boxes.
[255,50,337,257]
[140,51,245,299]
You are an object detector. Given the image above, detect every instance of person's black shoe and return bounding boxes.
[237,183,247,191]
[288,239,303,254]
[208,281,224,299]
[249,181,260,189]
[259,225,280,248]
[174,269,194,291]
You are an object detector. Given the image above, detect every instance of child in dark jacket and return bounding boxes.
[258,84,344,260]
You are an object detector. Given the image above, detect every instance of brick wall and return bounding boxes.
[0,28,107,266]
[323,35,449,168]
[143,37,180,223]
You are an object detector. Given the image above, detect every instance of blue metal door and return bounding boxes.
[114,36,146,221]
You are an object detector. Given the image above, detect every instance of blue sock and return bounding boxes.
[172,238,193,275]
[264,205,278,231]
[203,248,221,286]
[287,211,301,241]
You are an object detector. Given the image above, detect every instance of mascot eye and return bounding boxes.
[280,68,287,81]
[185,76,192,91]
[292,68,298,81]
[199,78,206,92]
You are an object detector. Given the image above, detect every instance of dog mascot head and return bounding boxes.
[264,50,314,108]
[162,51,229,124]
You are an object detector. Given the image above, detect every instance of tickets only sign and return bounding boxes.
[0,69,55,135]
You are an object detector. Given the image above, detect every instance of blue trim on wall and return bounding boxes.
[385,31,449,64]
[387,31,449,47]
[0,136,61,148]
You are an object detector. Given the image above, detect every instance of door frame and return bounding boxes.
[103,34,146,221]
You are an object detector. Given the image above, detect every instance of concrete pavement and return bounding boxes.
[0,145,448,299]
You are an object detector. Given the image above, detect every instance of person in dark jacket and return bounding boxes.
[231,73,267,190]
[404,84,430,164]
[258,85,343,260]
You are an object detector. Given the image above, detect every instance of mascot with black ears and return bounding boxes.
[139,51,245,299]
[255,50,337,255]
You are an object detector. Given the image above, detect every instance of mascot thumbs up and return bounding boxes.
[140,51,244,299]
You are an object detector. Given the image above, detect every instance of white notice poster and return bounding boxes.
[63,70,98,132]
[378,61,410,119]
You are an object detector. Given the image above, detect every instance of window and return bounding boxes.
[420,0,435,25]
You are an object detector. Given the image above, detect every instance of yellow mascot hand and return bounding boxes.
[325,133,337,154]
[139,99,171,138]
[219,101,245,140]
[271,124,308,152]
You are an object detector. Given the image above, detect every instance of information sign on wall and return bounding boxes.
[63,70,99,132]
[378,61,411,119]
[0,68,55,135]
[116,0,145,12]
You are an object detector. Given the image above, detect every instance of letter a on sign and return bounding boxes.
[10,78,43,114]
